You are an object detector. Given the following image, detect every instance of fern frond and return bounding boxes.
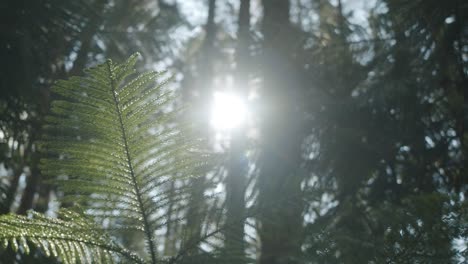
[0,209,144,264]
[41,53,209,262]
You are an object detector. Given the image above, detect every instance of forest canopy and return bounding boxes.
[0,0,467,263]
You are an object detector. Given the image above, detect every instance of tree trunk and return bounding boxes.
[69,0,108,76]
[16,151,40,215]
[256,1,305,263]
[182,0,217,256]
[163,181,177,256]
[223,0,250,263]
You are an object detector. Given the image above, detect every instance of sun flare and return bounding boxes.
[210,91,247,131]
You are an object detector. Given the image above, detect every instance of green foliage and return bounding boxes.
[0,1,466,263]
[0,209,141,264]
[0,53,207,263]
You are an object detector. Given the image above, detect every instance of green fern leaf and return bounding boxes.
[0,209,143,264]
[39,53,208,263]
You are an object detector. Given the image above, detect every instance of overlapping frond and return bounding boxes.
[0,209,143,264]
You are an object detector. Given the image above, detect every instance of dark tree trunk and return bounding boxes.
[223,0,250,263]
[16,151,40,215]
[182,0,217,256]
[256,1,305,264]
[69,0,108,76]
[163,181,177,256]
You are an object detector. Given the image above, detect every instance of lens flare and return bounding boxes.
[210,91,247,131]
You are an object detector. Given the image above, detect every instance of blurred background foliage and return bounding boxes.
[0,0,467,263]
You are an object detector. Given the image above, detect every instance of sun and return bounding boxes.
[210,91,248,131]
